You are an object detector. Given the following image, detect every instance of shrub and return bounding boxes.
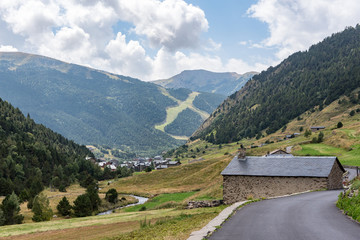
[350,110,355,116]
[337,122,343,128]
[337,190,360,222]
[317,132,324,143]
[105,188,118,204]
[59,185,67,192]
[139,217,151,228]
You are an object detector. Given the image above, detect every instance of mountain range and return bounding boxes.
[0,52,226,156]
[192,25,360,144]
[152,69,256,96]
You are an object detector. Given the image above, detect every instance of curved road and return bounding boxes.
[210,190,360,240]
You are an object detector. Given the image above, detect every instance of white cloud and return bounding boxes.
[0,0,210,79]
[105,32,152,79]
[205,38,222,51]
[151,48,223,79]
[150,48,265,80]
[112,0,209,51]
[0,45,18,52]
[2,0,359,81]
[38,26,96,65]
[1,1,60,42]
[248,0,360,59]
[225,58,269,74]
[238,41,248,46]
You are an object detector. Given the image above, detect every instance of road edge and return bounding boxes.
[187,200,248,240]
[187,190,314,240]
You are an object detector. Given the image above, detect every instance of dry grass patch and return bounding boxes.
[101,155,232,198]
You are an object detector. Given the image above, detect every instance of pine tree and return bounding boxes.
[73,194,92,217]
[32,193,53,222]
[57,197,72,216]
[86,184,101,211]
[0,192,24,225]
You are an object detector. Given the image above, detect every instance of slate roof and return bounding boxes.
[221,155,344,177]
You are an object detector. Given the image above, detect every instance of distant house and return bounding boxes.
[107,164,117,171]
[109,159,120,167]
[98,162,107,167]
[156,165,168,170]
[153,156,163,160]
[222,149,345,204]
[311,126,325,132]
[168,161,181,167]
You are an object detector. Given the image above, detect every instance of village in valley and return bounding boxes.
[86,152,181,173]
[85,125,326,175]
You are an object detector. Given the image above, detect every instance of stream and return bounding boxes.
[97,195,149,215]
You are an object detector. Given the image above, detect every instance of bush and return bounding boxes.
[337,190,360,222]
[139,217,151,228]
[337,122,343,128]
[350,110,355,116]
[317,132,324,143]
[105,188,118,204]
[57,197,72,216]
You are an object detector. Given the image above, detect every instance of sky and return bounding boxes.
[1,0,360,81]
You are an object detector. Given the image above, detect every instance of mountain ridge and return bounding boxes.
[192,25,360,144]
[0,52,224,156]
[152,69,257,96]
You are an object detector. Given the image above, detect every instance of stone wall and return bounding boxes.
[187,200,223,209]
[223,175,327,204]
[327,161,345,189]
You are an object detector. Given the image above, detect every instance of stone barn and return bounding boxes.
[222,149,345,204]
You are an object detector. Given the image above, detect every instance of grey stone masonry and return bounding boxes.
[223,175,327,204]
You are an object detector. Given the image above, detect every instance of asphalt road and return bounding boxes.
[209,190,360,240]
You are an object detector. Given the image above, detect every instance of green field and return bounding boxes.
[124,192,197,212]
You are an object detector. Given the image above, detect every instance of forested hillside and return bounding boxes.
[0,53,223,155]
[0,98,99,199]
[192,25,360,143]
